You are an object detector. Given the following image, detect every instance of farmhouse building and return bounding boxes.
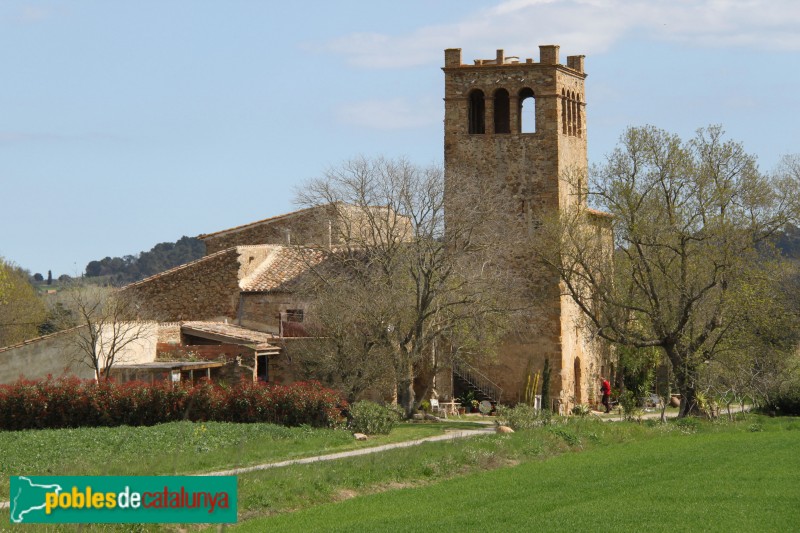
[0,45,611,412]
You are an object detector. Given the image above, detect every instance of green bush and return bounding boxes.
[762,386,800,416]
[387,403,406,421]
[348,400,396,435]
[619,390,643,420]
[570,404,591,417]
[496,404,550,430]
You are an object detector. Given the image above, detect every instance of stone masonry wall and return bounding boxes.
[202,205,413,255]
[443,46,603,409]
[122,248,242,322]
[238,293,308,334]
[202,207,334,255]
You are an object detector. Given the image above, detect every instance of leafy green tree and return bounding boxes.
[0,259,47,346]
[703,258,800,416]
[538,125,798,417]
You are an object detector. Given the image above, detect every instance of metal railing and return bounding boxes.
[453,360,503,403]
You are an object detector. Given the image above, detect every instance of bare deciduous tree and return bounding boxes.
[56,284,156,380]
[294,156,521,415]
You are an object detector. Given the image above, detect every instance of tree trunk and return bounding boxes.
[665,344,701,418]
[674,363,701,418]
[397,360,417,418]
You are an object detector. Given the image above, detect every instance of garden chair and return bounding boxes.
[429,398,447,418]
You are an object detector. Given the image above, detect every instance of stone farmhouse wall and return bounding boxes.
[201,204,414,255]
[122,248,243,322]
[201,207,334,255]
[238,292,309,335]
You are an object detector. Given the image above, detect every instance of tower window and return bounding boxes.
[518,88,535,133]
[562,90,582,137]
[468,90,485,134]
[493,88,510,134]
[567,92,575,135]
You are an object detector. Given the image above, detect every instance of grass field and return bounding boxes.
[244,416,800,532]
[0,420,473,500]
[1,415,797,531]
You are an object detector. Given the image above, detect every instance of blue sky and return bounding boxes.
[2,0,799,277]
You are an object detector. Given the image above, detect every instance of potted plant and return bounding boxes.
[459,390,478,413]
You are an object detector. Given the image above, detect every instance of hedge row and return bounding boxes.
[0,377,346,431]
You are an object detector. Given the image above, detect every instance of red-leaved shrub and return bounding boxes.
[0,377,345,431]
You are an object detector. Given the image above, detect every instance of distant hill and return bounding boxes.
[84,236,205,286]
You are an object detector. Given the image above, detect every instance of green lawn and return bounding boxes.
[242,417,800,532]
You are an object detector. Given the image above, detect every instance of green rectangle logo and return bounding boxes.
[9,476,237,524]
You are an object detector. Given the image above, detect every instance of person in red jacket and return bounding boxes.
[600,377,612,413]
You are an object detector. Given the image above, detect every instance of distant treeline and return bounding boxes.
[775,224,800,259]
[78,224,800,288]
[84,236,205,286]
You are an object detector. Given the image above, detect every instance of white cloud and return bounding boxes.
[323,0,800,68]
[21,6,49,20]
[336,98,441,130]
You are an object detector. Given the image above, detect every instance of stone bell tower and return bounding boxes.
[443,45,587,214]
[443,46,603,411]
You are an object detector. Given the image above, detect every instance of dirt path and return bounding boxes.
[596,404,749,422]
[0,427,494,510]
[203,427,495,476]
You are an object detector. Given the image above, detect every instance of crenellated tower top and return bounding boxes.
[443,45,588,216]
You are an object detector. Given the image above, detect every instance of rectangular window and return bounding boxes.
[285,309,304,323]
